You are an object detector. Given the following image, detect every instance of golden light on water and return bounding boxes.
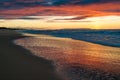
[15,34,120,74]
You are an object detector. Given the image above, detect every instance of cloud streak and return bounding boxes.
[54,16,89,20]
[0,0,119,20]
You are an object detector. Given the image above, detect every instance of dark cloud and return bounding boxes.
[45,16,90,23]
[55,16,88,20]
[46,19,92,23]
[0,16,43,20]
[67,0,120,5]
[0,0,120,8]
[102,10,120,12]
[0,0,119,19]
[18,16,43,20]
[68,20,92,22]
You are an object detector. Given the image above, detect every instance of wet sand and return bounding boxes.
[15,33,120,80]
[0,29,62,80]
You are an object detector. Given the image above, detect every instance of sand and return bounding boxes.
[15,33,120,75]
[0,29,62,80]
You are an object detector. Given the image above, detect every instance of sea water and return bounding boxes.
[14,30,120,80]
[19,29,120,47]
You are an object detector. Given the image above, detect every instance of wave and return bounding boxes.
[17,29,120,47]
[14,33,120,80]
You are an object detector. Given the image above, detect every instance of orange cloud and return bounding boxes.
[0,2,120,19]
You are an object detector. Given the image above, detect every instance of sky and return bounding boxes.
[0,0,120,29]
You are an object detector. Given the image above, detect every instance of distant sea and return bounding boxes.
[18,29,120,47]
[15,29,120,80]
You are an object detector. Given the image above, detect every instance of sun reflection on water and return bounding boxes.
[15,34,120,79]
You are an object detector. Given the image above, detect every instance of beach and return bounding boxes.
[1,29,120,80]
[0,29,62,80]
[15,31,120,80]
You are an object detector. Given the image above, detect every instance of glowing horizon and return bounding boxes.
[0,15,120,30]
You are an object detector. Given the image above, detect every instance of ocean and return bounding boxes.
[19,29,120,47]
[14,29,120,80]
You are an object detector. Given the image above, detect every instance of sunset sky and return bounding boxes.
[0,0,120,29]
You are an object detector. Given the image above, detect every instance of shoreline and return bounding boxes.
[0,29,62,80]
[14,32,120,77]
[1,29,120,80]
[15,32,120,73]
[20,29,120,48]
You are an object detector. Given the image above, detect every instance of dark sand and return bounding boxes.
[0,29,62,80]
